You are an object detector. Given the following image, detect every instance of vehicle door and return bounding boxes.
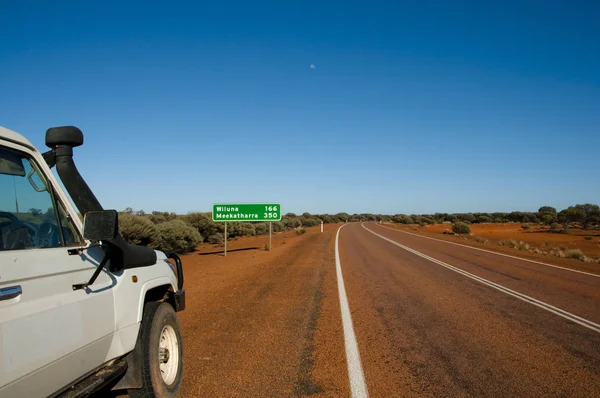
[0,142,116,398]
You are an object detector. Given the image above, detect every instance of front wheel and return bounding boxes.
[129,301,184,397]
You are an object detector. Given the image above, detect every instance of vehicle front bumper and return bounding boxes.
[173,289,185,312]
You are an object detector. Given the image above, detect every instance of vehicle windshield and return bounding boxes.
[0,146,79,250]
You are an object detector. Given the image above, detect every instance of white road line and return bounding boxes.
[375,223,600,278]
[336,225,369,398]
[362,224,600,334]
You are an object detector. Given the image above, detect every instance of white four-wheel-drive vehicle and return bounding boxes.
[0,126,185,397]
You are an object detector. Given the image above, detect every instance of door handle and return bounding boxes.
[0,285,22,301]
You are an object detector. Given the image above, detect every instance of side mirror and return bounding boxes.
[83,210,118,241]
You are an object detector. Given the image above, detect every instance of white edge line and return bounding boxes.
[362,224,600,334]
[336,225,369,398]
[374,223,600,278]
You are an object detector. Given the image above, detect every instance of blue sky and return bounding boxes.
[1,0,598,215]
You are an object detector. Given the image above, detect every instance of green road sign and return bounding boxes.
[212,203,281,222]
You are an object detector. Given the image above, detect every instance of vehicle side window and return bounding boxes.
[56,199,82,246]
[0,147,80,250]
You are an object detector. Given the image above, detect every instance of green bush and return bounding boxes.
[451,221,471,234]
[118,213,161,248]
[183,212,220,240]
[521,225,530,230]
[207,233,224,244]
[254,223,268,235]
[272,221,286,232]
[585,236,593,241]
[283,217,302,229]
[550,222,561,232]
[296,228,306,235]
[238,222,256,237]
[302,218,319,227]
[156,220,202,253]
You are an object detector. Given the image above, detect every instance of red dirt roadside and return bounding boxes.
[178,224,349,397]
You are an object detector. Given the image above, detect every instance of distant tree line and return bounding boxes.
[116,204,599,254]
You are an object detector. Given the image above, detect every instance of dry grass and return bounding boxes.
[565,249,584,261]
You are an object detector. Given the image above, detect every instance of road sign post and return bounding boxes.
[321,220,323,233]
[212,203,281,254]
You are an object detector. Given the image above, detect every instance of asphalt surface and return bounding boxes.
[175,222,600,397]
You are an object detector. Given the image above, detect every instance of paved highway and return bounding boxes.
[176,222,600,397]
[337,223,600,397]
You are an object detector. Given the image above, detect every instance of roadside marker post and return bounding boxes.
[212,203,281,255]
[321,220,323,233]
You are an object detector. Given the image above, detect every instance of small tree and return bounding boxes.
[452,221,471,234]
[558,208,586,232]
[574,204,600,229]
[541,214,555,225]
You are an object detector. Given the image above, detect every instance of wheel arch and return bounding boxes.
[112,280,177,391]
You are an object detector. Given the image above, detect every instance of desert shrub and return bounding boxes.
[272,221,286,232]
[320,215,334,224]
[521,225,530,230]
[149,211,177,224]
[583,256,594,263]
[207,233,224,244]
[550,222,561,232]
[156,220,202,253]
[118,213,161,248]
[296,228,306,235]
[476,215,490,223]
[565,249,585,261]
[532,248,541,254]
[184,212,220,239]
[508,239,518,248]
[283,217,302,229]
[553,250,566,258]
[517,242,530,251]
[498,240,506,246]
[236,223,256,237]
[452,221,471,234]
[302,218,318,227]
[254,223,268,235]
[585,236,593,241]
[473,236,489,244]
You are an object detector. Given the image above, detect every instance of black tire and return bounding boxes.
[129,301,184,398]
